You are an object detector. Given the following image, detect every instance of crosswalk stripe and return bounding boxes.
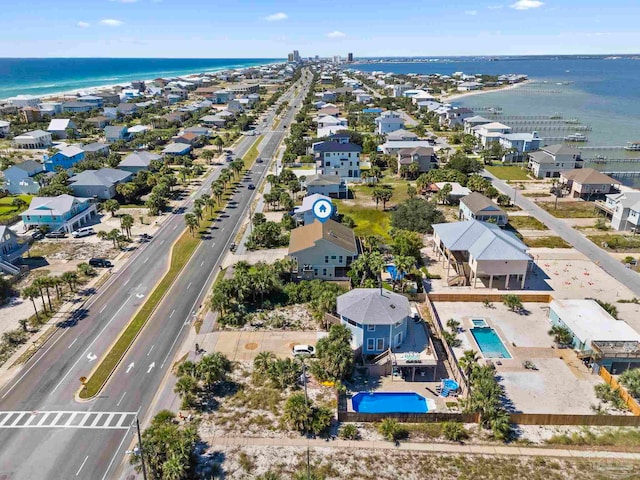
[0,411,137,429]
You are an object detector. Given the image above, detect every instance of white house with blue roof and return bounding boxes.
[432,220,532,289]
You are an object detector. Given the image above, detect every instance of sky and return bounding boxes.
[0,0,639,58]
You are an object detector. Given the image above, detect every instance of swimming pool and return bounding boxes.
[471,318,488,327]
[384,265,405,281]
[470,327,512,359]
[352,392,429,413]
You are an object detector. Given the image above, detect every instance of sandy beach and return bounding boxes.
[442,79,533,103]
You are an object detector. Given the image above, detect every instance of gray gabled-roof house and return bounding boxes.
[119,151,161,174]
[459,192,507,226]
[69,168,133,199]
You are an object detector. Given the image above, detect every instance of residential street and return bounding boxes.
[0,74,311,480]
[485,169,640,296]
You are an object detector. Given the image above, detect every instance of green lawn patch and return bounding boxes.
[485,165,531,181]
[508,216,548,231]
[538,201,598,218]
[588,234,640,251]
[524,236,571,248]
[522,192,551,198]
[335,202,391,241]
[0,194,33,222]
[242,136,263,167]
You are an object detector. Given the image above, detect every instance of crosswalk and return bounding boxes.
[0,411,136,430]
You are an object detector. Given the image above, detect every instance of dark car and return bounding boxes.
[45,231,67,239]
[256,157,263,163]
[31,231,44,240]
[248,183,255,190]
[89,258,112,268]
[230,242,237,252]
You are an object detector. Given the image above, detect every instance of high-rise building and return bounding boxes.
[287,53,294,62]
[347,52,353,62]
[293,50,300,62]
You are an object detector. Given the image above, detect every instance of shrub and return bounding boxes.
[338,424,360,440]
[442,421,468,442]
[377,418,406,442]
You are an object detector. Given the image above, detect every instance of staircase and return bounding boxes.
[0,259,20,276]
[372,349,391,366]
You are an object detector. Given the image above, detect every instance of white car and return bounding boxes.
[72,227,95,238]
[292,344,315,357]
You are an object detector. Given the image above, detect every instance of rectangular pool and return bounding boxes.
[471,318,487,327]
[352,392,429,413]
[470,327,512,359]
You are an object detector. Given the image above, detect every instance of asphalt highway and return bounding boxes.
[0,71,311,479]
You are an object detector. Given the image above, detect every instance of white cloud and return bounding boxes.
[488,5,504,9]
[510,0,544,10]
[465,10,478,15]
[327,31,346,38]
[99,19,124,27]
[77,21,90,28]
[265,12,288,22]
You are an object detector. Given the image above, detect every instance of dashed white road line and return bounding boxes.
[76,456,89,477]
[116,391,127,407]
[169,309,175,318]
[147,345,154,356]
[68,338,78,349]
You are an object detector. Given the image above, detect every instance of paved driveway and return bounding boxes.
[485,169,640,296]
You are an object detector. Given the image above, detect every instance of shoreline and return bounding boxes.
[2,60,281,102]
[442,79,533,103]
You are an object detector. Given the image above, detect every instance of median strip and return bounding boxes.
[80,136,266,399]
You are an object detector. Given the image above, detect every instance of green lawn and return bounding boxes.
[588,234,640,251]
[243,136,263,166]
[485,165,531,181]
[508,216,548,231]
[335,202,391,241]
[538,201,599,218]
[523,236,571,248]
[0,194,33,222]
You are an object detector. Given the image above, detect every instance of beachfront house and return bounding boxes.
[43,146,85,172]
[304,174,348,199]
[313,141,361,180]
[472,122,512,147]
[432,219,531,289]
[549,299,640,374]
[46,119,77,139]
[119,151,161,174]
[459,192,508,226]
[292,194,336,225]
[600,191,640,232]
[441,107,474,128]
[386,129,418,142]
[374,111,404,135]
[13,130,53,149]
[463,115,492,134]
[527,144,583,178]
[69,168,133,200]
[288,219,360,280]
[397,147,438,176]
[62,102,93,113]
[2,160,44,195]
[498,132,541,162]
[457,81,483,91]
[0,120,10,137]
[337,288,410,355]
[104,125,129,143]
[559,168,620,199]
[22,194,98,233]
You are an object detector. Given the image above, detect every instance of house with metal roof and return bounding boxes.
[13,130,53,149]
[2,160,44,194]
[288,219,360,280]
[432,220,531,289]
[600,191,640,232]
[119,151,161,174]
[559,168,620,199]
[527,144,583,178]
[46,119,76,139]
[104,125,129,143]
[22,194,97,233]
[69,168,133,199]
[304,174,347,199]
[43,145,85,172]
[374,110,404,135]
[292,194,335,225]
[81,142,110,156]
[0,226,20,263]
[397,146,438,176]
[459,192,508,226]
[386,129,418,142]
[463,115,492,133]
[162,143,192,156]
[313,141,361,180]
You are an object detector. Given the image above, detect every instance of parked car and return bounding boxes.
[256,157,263,163]
[45,231,67,239]
[72,227,95,238]
[248,183,255,190]
[89,258,112,268]
[138,233,152,243]
[31,230,44,240]
[292,344,315,357]
[230,242,237,252]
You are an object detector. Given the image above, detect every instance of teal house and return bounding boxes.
[22,194,97,233]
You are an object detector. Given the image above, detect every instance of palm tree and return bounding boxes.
[120,214,134,239]
[31,277,49,313]
[620,369,640,398]
[378,418,403,442]
[102,199,120,217]
[213,136,224,153]
[50,276,63,300]
[176,360,198,378]
[173,375,199,408]
[392,255,414,292]
[489,409,512,441]
[39,276,54,311]
[184,213,199,237]
[283,392,312,432]
[458,350,479,398]
[22,285,41,320]
[253,351,275,375]
[61,271,78,292]
[197,352,232,390]
[162,454,186,480]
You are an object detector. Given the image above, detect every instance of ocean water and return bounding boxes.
[353,57,640,185]
[0,57,282,99]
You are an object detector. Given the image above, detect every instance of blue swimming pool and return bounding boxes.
[352,392,428,413]
[472,318,487,327]
[470,327,512,359]
[384,265,405,281]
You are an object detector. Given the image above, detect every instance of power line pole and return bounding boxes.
[135,416,148,480]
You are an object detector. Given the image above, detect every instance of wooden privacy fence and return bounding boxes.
[427,292,553,303]
[338,410,480,424]
[600,367,640,416]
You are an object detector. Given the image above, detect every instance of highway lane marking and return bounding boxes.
[147,362,155,374]
[116,392,127,407]
[187,282,192,290]
[143,257,149,264]
[211,242,215,248]
[126,363,134,374]
[99,305,107,314]
[68,338,78,349]
[137,283,142,289]
[173,225,177,230]
[100,410,137,480]
[123,279,130,286]
[147,345,154,356]
[160,239,165,245]
[76,456,89,477]
[169,309,175,318]
[200,260,205,267]
[51,299,131,394]
[0,411,137,430]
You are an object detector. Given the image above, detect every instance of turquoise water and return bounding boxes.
[0,58,282,99]
[384,265,405,280]
[472,318,488,327]
[352,392,428,413]
[470,327,511,359]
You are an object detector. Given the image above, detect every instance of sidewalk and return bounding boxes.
[203,435,640,460]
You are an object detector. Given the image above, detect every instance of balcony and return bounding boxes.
[594,200,614,215]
